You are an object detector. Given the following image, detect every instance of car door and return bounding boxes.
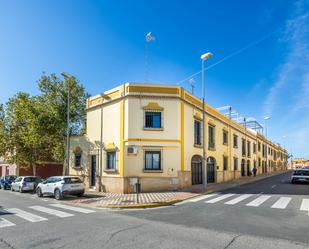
[40,178,53,194]
[12,177,22,191]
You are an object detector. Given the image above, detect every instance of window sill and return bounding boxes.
[223,143,228,146]
[208,147,216,151]
[233,146,238,149]
[72,166,83,170]
[104,169,118,173]
[143,169,163,173]
[194,144,203,148]
[143,127,164,131]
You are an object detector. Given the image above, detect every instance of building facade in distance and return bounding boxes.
[69,83,288,193]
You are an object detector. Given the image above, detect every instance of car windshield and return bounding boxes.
[24,177,37,182]
[293,170,309,176]
[14,177,22,182]
[64,177,82,184]
[5,176,16,181]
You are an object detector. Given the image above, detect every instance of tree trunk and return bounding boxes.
[32,162,37,176]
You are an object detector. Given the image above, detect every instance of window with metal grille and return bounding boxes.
[242,139,246,156]
[223,130,228,145]
[233,134,238,148]
[223,156,228,171]
[208,125,215,149]
[74,152,82,168]
[194,120,202,145]
[145,111,162,128]
[234,157,238,171]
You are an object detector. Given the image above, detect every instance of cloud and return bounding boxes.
[263,0,309,157]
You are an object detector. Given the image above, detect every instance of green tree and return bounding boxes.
[37,73,87,164]
[0,103,6,157]
[4,93,51,175]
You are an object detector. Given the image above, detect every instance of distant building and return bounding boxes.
[0,158,17,176]
[0,157,63,179]
[292,158,309,169]
[69,83,289,193]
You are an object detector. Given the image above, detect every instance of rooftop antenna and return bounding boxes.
[145,32,155,82]
[189,78,195,95]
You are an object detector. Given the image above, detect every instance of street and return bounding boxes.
[0,171,309,249]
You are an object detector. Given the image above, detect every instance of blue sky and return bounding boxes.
[0,0,308,158]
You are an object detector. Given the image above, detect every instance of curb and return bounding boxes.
[101,199,181,209]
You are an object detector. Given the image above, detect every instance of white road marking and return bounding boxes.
[300,199,309,213]
[0,218,15,228]
[205,194,235,204]
[271,197,291,209]
[50,204,95,214]
[246,195,272,207]
[187,194,218,203]
[6,208,48,222]
[29,206,74,218]
[271,185,277,189]
[224,194,253,205]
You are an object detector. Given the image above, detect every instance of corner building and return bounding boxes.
[69,83,288,193]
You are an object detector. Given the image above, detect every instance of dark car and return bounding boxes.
[291,169,309,184]
[0,175,17,190]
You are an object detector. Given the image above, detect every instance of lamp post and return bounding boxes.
[61,72,75,176]
[264,116,271,173]
[201,52,213,190]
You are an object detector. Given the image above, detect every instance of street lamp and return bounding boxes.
[264,116,271,173]
[61,72,75,176]
[201,52,213,190]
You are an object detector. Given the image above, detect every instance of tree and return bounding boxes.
[0,104,6,157]
[4,93,50,175]
[1,73,87,175]
[37,73,87,164]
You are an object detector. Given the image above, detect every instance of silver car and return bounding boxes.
[11,176,42,193]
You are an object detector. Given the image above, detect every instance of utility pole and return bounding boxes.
[61,72,75,176]
[200,52,213,191]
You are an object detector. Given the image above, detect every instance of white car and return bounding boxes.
[36,176,85,200]
[11,176,42,193]
[291,169,309,184]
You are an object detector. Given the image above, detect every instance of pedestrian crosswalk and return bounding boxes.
[0,204,96,229]
[184,193,309,215]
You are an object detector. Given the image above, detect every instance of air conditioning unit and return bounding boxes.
[127,146,138,155]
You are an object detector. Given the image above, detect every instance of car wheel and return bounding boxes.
[76,193,84,197]
[37,187,43,197]
[54,189,63,200]
[291,179,295,184]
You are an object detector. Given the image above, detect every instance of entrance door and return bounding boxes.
[91,155,96,187]
[241,159,245,176]
[191,155,203,185]
[207,157,215,183]
[247,160,251,176]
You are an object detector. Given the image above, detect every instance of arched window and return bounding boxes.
[73,147,82,168]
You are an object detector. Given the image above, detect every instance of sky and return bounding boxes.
[0,0,308,158]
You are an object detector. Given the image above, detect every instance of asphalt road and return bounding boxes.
[0,171,308,249]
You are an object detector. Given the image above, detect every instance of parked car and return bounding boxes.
[11,176,42,192]
[36,176,85,200]
[0,175,17,190]
[291,169,309,184]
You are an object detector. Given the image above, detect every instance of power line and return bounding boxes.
[177,30,280,85]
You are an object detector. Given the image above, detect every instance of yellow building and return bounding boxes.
[69,83,289,193]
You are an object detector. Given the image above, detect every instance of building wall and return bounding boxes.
[69,83,289,193]
[0,163,17,176]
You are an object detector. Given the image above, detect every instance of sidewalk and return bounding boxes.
[67,170,290,209]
